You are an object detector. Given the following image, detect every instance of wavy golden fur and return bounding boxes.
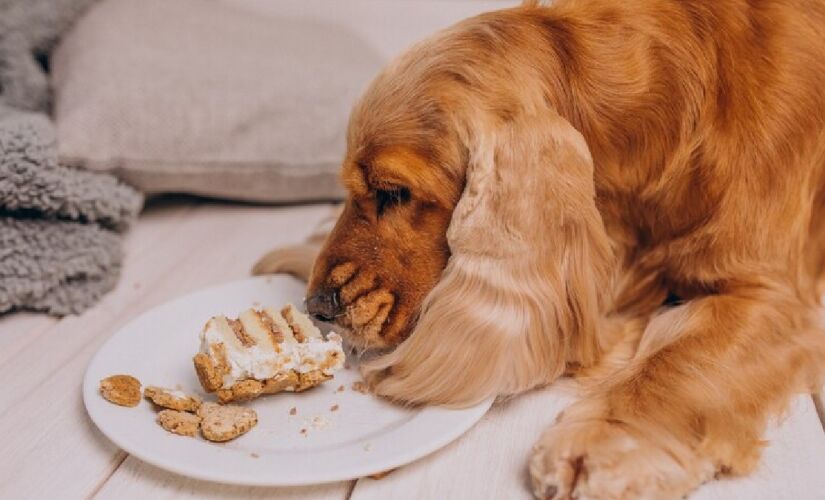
[255,0,825,497]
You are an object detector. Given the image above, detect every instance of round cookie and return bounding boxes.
[99,374,141,407]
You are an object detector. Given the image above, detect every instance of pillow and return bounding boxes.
[51,0,386,202]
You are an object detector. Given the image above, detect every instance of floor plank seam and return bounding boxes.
[345,479,358,500]
[813,393,825,434]
[84,450,128,500]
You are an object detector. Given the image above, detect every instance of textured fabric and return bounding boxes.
[52,0,386,203]
[0,107,142,230]
[0,218,122,314]
[0,105,142,315]
[0,0,100,111]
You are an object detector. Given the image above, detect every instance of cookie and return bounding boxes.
[157,409,201,437]
[144,386,202,412]
[198,402,258,442]
[99,374,142,407]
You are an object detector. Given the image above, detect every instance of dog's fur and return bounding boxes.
[255,0,825,497]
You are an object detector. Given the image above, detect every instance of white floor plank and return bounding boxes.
[351,389,825,500]
[94,456,351,500]
[350,382,578,500]
[0,202,332,499]
[693,395,825,500]
[0,312,57,366]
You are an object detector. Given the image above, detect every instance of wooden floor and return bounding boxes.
[1,197,824,499]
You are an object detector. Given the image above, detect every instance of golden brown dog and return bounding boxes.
[255,0,825,497]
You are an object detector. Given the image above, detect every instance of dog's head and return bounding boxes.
[307,11,614,405]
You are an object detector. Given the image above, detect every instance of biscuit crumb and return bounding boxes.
[250,452,260,458]
[289,407,297,416]
[198,402,257,442]
[336,385,345,393]
[157,410,200,437]
[330,404,339,412]
[351,381,368,394]
[300,428,308,436]
[144,386,201,412]
[100,374,142,407]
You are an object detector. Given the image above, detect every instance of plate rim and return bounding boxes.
[83,275,494,486]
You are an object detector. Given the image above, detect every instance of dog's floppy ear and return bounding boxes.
[361,111,614,406]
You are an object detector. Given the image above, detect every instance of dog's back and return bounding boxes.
[504,0,825,298]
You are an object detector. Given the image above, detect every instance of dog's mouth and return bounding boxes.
[340,289,396,344]
[307,263,401,349]
[307,290,397,351]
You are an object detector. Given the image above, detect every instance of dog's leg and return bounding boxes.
[530,284,825,499]
[251,241,323,281]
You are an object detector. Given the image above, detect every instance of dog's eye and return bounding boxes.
[375,186,411,217]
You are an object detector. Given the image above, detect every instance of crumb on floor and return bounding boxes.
[330,404,339,412]
[351,381,368,394]
[336,384,345,393]
[289,407,297,416]
[250,452,259,458]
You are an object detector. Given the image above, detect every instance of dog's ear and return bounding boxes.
[361,111,614,406]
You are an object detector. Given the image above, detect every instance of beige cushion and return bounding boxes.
[51,0,385,202]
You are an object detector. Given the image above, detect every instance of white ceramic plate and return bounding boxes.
[83,276,492,486]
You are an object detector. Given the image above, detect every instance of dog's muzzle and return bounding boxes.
[306,289,341,322]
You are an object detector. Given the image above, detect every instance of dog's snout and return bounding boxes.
[306,290,341,322]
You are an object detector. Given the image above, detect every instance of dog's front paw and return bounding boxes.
[529,419,713,500]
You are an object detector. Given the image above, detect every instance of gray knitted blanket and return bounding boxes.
[1,0,143,315]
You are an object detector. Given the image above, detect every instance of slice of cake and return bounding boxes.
[193,304,345,403]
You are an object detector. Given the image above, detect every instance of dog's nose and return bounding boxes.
[305,290,340,322]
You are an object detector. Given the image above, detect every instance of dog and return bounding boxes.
[255,0,825,497]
